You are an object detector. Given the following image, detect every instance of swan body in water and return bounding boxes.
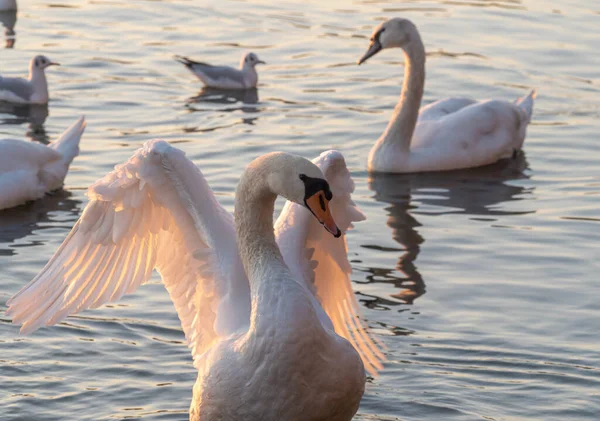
[0,116,86,210]
[7,141,383,420]
[358,17,535,173]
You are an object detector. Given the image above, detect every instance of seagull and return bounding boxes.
[0,55,60,104]
[0,0,16,12]
[0,116,86,210]
[175,52,265,90]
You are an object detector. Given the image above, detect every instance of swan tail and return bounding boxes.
[514,90,535,124]
[42,116,86,190]
[49,116,86,165]
[513,90,535,147]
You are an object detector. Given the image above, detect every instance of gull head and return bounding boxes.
[30,55,60,71]
[241,52,266,69]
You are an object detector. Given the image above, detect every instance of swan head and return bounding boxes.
[249,152,341,238]
[30,55,60,72]
[358,18,418,64]
[241,52,266,69]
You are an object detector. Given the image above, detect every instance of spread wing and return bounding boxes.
[6,140,249,366]
[275,150,385,375]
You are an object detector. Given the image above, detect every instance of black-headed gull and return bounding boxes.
[0,55,60,104]
[175,52,265,90]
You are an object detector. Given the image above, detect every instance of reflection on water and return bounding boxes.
[367,154,533,304]
[0,10,16,48]
[186,87,260,113]
[0,103,49,143]
[183,87,262,132]
[0,190,81,256]
[0,102,49,143]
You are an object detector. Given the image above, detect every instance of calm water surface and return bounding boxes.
[1,0,599,420]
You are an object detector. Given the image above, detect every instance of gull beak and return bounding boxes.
[357,40,382,65]
[305,191,341,238]
[257,60,266,65]
[48,62,61,66]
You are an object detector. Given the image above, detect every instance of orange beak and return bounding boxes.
[305,191,341,238]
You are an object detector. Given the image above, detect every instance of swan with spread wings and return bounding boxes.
[7,140,383,420]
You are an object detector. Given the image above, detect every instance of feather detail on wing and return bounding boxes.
[6,140,241,365]
[275,150,385,376]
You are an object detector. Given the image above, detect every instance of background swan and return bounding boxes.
[7,141,383,420]
[358,17,535,173]
[0,116,86,210]
[0,55,60,104]
[175,52,265,89]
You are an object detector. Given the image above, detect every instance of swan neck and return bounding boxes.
[235,171,288,298]
[381,38,425,152]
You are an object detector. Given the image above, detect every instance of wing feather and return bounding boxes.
[7,140,245,365]
[275,150,385,376]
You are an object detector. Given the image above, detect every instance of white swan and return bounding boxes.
[0,55,60,104]
[175,52,265,90]
[7,140,383,420]
[0,116,86,210]
[358,17,535,173]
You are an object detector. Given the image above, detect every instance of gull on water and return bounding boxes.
[0,55,60,104]
[0,116,86,210]
[175,52,265,90]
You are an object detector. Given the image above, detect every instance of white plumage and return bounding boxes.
[0,116,86,210]
[0,55,60,104]
[7,141,383,420]
[358,17,535,173]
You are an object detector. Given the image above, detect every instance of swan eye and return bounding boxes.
[299,174,307,181]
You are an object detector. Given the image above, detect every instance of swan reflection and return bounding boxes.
[0,190,81,256]
[367,154,533,305]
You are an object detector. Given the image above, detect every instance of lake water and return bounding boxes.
[1,0,599,420]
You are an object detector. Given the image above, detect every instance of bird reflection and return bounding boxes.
[0,10,16,48]
[0,190,81,256]
[186,87,260,115]
[0,102,49,143]
[367,154,533,304]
